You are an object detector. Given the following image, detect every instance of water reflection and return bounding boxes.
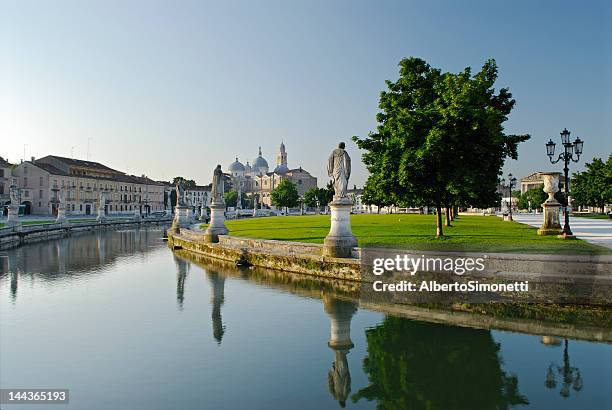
[207,270,226,344]
[174,256,190,310]
[352,317,529,409]
[3,232,609,409]
[1,228,166,302]
[324,294,357,407]
[545,339,583,398]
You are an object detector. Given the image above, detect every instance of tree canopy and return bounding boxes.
[571,155,612,212]
[172,176,196,189]
[353,57,529,236]
[271,179,299,210]
[303,183,334,210]
[224,189,238,208]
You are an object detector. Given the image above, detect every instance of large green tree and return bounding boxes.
[270,179,299,213]
[224,189,238,208]
[571,155,612,213]
[354,57,529,237]
[172,176,196,189]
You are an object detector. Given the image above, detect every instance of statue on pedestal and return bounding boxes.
[204,165,228,242]
[55,188,67,224]
[176,180,186,206]
[537,172,563,236]
[323,142,357,257]
[6,181,22,227]
[328,142,351,201]
[97,191,107,222]
[211,165,224,204]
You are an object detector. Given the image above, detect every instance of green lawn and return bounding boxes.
[201,214,610,254]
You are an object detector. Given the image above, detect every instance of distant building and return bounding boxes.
[347,187,365,213]
[228,142,317,207]
[520,172,544,193]
[0,156,13,212]
[11,155,165,216]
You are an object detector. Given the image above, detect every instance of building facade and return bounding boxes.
[227,142,318,207]
[11,155,165,216]
[0,156,13,212]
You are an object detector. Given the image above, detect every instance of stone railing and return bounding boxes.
[0,216,172,250]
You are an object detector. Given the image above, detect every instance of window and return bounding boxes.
[23,177,28,187]
[24,190,29,197]
[39,190,43,199]
[24,166,28,175]
[0,169,4,177]
[39,176,44,186]
[80,204,83,211]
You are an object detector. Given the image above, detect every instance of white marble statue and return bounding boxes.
[9,184,20,204]
[327,142,351,200]
[176,180,186,206]
[211,165,224,204]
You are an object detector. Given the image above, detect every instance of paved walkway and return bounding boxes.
[510,214,612,249]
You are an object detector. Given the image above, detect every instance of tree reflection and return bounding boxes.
[353,317,528,409]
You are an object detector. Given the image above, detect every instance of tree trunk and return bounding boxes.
[444,206,452,227]
[436,205,443,237]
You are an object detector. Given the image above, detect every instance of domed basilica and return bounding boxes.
[227,142,317,207]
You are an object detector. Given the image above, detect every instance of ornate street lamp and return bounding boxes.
[546,128,584,238]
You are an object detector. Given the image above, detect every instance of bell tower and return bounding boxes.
[276,141,287,167]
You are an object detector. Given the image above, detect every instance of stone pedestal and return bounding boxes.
[537,172,563,236]
[6,205,21,227]
[323,198,357,258]
[538,201,562,235]
[204,202,228,243]
[172,205,193,231]
[503,214,513,222]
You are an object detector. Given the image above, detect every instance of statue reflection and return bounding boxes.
[207,270,226,344]
[323,294,357,408]
[174,256,190,310]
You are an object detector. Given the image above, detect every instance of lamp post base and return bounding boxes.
[557,233,576,240]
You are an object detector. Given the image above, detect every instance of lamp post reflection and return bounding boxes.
[545,339,583,398]
[323,294,357,408]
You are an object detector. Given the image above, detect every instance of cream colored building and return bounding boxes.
[228,142,318,207]
[1,156,13,212]
[11,155,165,216]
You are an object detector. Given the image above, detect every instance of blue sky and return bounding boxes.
[1,0,610,187]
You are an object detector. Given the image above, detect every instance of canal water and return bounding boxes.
[1,227,610,409]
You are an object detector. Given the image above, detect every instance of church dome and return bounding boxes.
[244,161,252,173]
[228,157,245,172]
[252,147,269,171]
[274,164,289,174]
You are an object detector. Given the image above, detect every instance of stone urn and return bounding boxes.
[537,172,563,235]
[542,172,560,203]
